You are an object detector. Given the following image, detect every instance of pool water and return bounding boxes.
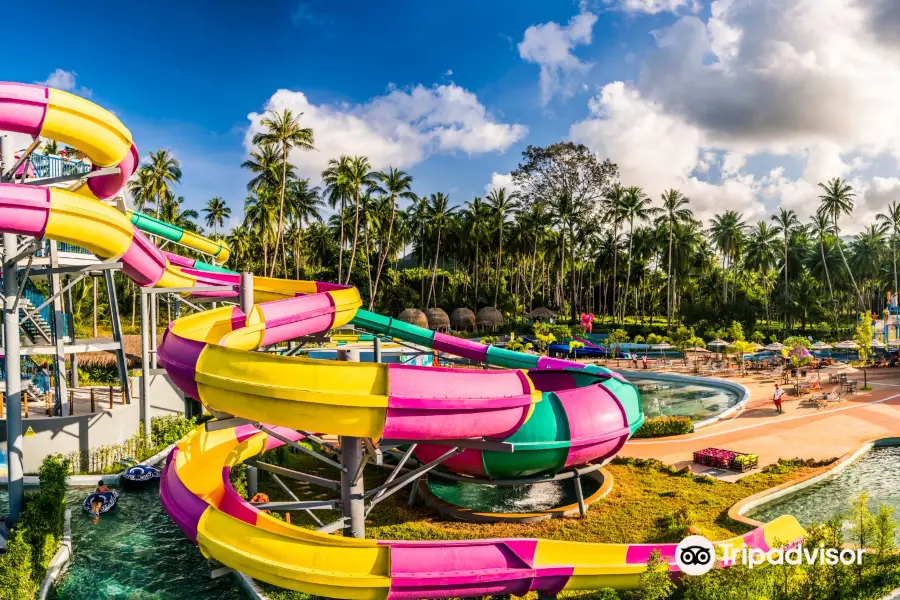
[426,474,602,513]
[630,378,741,421]
[49,485,245,600]
[747,446,900,541]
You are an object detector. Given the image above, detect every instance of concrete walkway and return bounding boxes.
[619,367,900,475]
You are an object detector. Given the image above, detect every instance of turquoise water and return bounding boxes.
[49,485,245,600]
[630,377,741,421]
[427,474,602,513]
[747,446,900,540]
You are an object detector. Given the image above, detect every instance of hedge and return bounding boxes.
[0,455,70,599]
[632,415,694,439]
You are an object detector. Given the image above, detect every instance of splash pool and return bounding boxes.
[628,376,743,422]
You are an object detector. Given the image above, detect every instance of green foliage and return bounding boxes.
[608,329,630,345]
[569,340,586,352]
[0,455,70,599]
[76,364,120,385]
[727,320,745,342]
[151,415,198,447]
[505,335,533,353]
[230,463,248,499]
[632,334,646,344]
[636,550,676,600]
[633,415,694,438]
[479,335,497,345]
[645,333,663,345]
[783,335,812,349]
[856,312,874,361]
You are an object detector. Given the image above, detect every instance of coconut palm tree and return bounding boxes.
[464,196,491,309]
[370,167,414,309]
[517,201,549,310]
[244,189,278,271]
[658,189,692,327]
[322,156,353,283]
[744,221,780,325]
[619,186,660,322]
[226,226,252,272]
[818,177,864,309]
[142,149,182,219]
[809,212,838,315]
[486,188,520,306]
[202,197,231,237]
[42,140,60,156]
[160,194,200,232]
[126,168,155,213]
[252,109,315,277]
[876,200,900,296]
[340,156,377,285]
[241,145,281,192]
[604,184,627,323]
[424,192,456,307]
[709,210,746,301]
[770,207,799,325]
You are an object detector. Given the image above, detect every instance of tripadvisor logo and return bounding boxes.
[676,534,866,575]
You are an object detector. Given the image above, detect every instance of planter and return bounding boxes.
[693,448,758,472]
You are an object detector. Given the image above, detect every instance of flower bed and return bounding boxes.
[693,448,759,472]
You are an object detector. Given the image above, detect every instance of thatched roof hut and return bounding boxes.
[450,308,476,331]
[397,308,428,328]
[424,308,450,331]
[526,307,557,323]
[78,335,143,368]
[476,307,504,331]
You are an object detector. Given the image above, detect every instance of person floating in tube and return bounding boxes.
[91,480,111,516]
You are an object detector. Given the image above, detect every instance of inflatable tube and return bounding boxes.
[83,490,118,515]
[122,465,161,485]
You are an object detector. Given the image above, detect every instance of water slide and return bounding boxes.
[0,82,805,598]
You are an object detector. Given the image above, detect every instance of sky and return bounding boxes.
[5,0,900,234]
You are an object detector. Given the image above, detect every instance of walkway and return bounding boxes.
[619,367,900,473]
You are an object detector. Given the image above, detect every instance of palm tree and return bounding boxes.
[876,200,900,296]
[241,145,281,192]
[770,207,799,326]
[809,212,837,315]
[605,184,627,323]
[464,197,491,309]
[486,188,520,306]
[744,222,779,325]
[818,177,864,309]
[709,210,746,301]
[322,156,352,283]
[370,167,414,309]
[160,194,200,232]
[252,109,315,277]
[424,193,456,307]
[244,190,277,271]
[126,168,155,213]
[618,186,659,322]
[341,156,377,285]
[142,149,182,219]
[226,226,253,271]
[659,189,692,327]
[517,201,548,310]
[202,197,231,237]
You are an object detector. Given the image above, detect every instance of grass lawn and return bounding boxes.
[248,447,828,600]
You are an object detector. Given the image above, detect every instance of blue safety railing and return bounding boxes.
[28,153,90,178]
[0,276,71,337]
[0,355,45,384]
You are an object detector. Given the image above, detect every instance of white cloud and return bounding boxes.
[245,84,527,180]
[484,172,516,195]
[570,0,900,233]
[605,0,699,14]
[518,11,598,105]
[35,69,91,97]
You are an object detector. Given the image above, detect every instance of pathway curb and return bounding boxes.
[38,508,71,600]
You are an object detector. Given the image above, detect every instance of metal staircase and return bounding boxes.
[0,276,69,344]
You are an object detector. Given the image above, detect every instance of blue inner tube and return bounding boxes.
[122,465,160,483]
[83,490,118,514]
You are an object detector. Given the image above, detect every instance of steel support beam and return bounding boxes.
[245,459,339,490]
[341,436,366,538]
[105,269,131,405]
[48,242,68,415]
[22,165,120,187]
[1,135,40,182]
[269,473,324,527]
[139,292,151,438]
[2,133,24,523]
[255,424,345,471]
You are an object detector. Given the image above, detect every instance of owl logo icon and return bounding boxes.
[675,535,716,576]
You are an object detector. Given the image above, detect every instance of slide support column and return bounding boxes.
[139,290,151,439]
[2,133,24,523]
[341,436,366,538]
[240,272,253,315]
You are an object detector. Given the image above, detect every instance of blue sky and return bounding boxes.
[7,0,900,234]
[4,0,676,217]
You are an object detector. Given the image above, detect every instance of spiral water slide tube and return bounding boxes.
[0,82,805,599]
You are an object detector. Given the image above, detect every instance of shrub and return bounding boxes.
[76,364,120,385]
[632,415,694,439]
[0,455,70,599]
[151,415,198,447]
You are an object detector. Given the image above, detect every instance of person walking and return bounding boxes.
[773,383,785,414]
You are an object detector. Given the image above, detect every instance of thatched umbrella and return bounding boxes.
[526,307,557,322]
[450,308,476,331]
[424,308,451,331]
[476,307,503,331]
[398,308,428,328]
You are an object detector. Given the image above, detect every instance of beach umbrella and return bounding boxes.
[765,342,785,351]
[651,342,673,358]
[685,347,710,353]
[870,339,886,349]
[823,363,858,373]
[708,339,728,347]
[810,341,832,350]
[833,340,860,349]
